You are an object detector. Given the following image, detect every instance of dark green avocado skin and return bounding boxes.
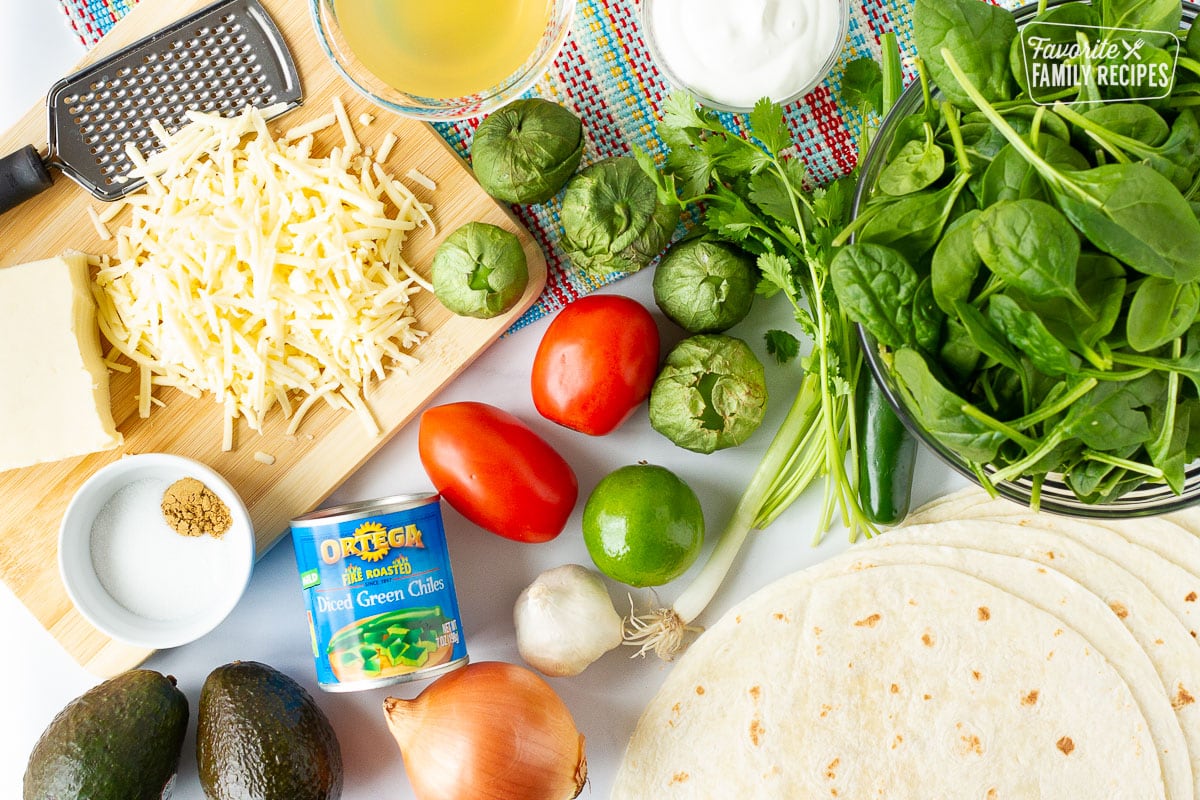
[197,661,343,800]
[23,669,189,800]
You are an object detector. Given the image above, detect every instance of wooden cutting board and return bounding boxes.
[0,0,547,676]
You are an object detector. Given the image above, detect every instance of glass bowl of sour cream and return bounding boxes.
[641,0,849,112]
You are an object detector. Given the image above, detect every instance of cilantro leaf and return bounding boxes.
[780,157,808,192]
[661,92,723,135]
[756,252,795,296]
[765,329,802,363]
[811,175,856,229]
[705,198,761,243]
[840,57,883,116]
[748,171,796,227]
[661,128,715,202]
[702,134,770,178]
[748,158,808,237]
[749,98,790,157]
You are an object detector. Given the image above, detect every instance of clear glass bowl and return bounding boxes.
[639,0,849,113]
[310,0,575,121]
[854,1,1200,518]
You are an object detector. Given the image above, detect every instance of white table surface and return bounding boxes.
[0,6,961,798]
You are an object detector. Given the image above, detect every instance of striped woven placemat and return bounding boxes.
[55,0,1020,330]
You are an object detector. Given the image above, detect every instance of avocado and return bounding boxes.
[23,669,189,800]
[197,661,343,800]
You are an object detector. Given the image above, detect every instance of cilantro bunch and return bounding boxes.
[626,36,904,659]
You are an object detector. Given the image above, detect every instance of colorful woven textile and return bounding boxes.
[56,0,1021,331]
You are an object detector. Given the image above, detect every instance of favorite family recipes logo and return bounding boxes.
[1020,21,1180,103]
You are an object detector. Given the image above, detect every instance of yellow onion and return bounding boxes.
[384,661,587,800]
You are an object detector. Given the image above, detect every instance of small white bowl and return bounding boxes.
[59,453,255,649]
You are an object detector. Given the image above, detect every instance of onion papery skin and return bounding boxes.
[384,661,587,800]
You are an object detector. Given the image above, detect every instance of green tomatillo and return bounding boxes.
[431,222,529,319]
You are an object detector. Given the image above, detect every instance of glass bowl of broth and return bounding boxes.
[312,0,575,121]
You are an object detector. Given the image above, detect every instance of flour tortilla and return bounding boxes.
[863,520,1200,796]
[834,543,1189,800]
[912,492,1200,637]
[1089,517,1200,585]
[911,486,1200,587]
[614,561,1168,799]
[902,485,981,526]
[1166,507,1200,544]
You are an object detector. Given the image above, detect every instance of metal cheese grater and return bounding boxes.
[0,0,302,215]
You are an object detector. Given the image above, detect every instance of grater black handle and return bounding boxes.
[0,145,53,215]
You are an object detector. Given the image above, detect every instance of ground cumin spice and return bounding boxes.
[162,477,232,538]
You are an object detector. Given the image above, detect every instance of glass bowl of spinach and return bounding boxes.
[845,0,1200,516]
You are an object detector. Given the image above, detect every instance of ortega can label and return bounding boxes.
[290,493,468,692]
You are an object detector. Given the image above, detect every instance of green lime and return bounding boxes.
[582,464,704,587]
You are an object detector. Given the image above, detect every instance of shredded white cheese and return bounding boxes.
[377,132,398,163]
[406,169,436,191]
[254,451,277,465]
[284,113,337,141]
[92,102,436,450]
[88,206,112,241]
[332,96,360,157]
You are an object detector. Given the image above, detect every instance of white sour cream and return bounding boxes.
[647,0,845,109]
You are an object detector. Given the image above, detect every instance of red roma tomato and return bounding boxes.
[530,295,660,435]
[418,401,578,543]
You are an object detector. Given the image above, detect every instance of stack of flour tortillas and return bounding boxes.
[614,487,1200,799]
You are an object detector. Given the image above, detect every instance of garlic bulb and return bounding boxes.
[514,564,623,677]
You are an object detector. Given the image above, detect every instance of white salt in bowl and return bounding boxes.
[58,453,255,649]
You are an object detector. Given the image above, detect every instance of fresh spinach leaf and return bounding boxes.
[886,114,935,162]
[1098,0,1181,48]
[942,51,1200,284]
[951,122,1011,169]
[972,199,1088,309]
[892,347,1006,462]
[979,137,1090,206]
[1053,163,1200,281]
[830,243,920,347]
[857,172,971,262]
[962,108,1067,141]
[1148,383,1189,493]
[914,0,1017,107]
[1186,400,1200,461]
[1113,333,1200,395]
[1025,253,1126,353]
[1066,444,1139,497]
[986,294,1077,376]
[1188,20,1200,61]
[878,123,945,196]
[1083,103,1170,146]
[980,144,1046,206]
[1126,277,1200,352]
[1000,106,1073,143]
[1010,3,1101,96]
[1060,374,1162,449]
[939,317,983,379]
[912,276,946,352]
[931,209,983,314]
[1063,105,1199,191]
[953,299,1025,374]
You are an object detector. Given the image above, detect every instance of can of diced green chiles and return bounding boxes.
[290,493,468,692]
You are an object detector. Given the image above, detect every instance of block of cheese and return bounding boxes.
[0,254,122,472]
